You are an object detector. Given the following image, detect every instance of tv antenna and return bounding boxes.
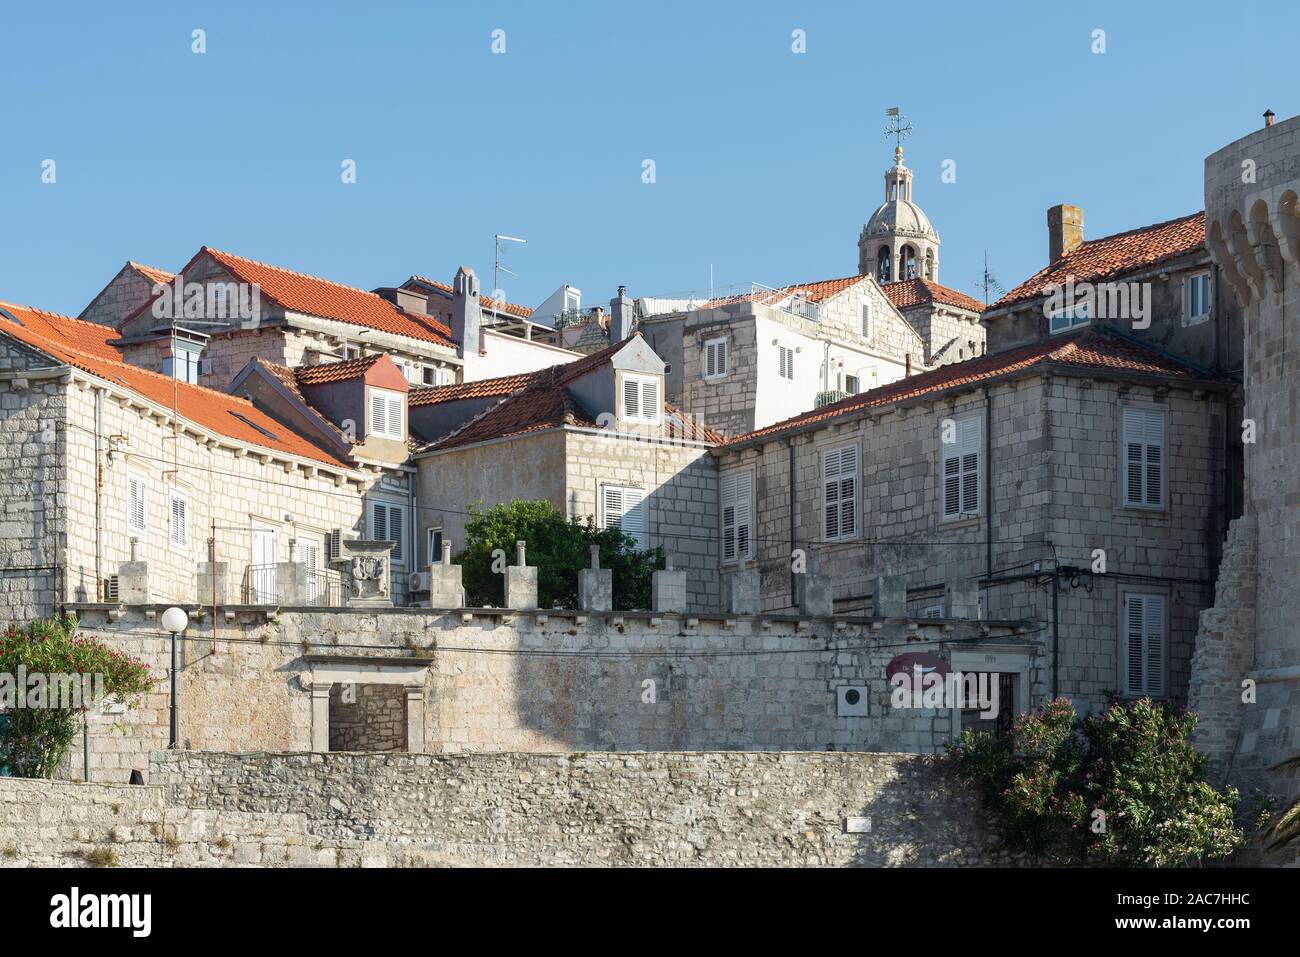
[974,251,1005,307]
[493,235,527,314]
[884,107,913,152]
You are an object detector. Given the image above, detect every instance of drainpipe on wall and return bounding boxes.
[787,437,797,609]
[94,387,105,602]
[985,386,994,603]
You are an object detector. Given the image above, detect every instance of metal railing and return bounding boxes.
[242,564,277,605]
[306,567,346,607]
[240,564,347,607]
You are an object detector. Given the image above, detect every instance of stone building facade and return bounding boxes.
[1187,112,1300,800]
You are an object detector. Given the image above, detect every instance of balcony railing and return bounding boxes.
[240,564,346,607]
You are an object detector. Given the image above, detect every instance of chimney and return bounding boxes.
[450,266,481,359]
[609,285,635,342]
[1047,204,1084,264]
[1264,109,1275,128]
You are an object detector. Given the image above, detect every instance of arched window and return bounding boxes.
[925,249,935,280]
[877,247,892,283]
[900,245,917,281]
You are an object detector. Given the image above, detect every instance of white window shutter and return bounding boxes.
[1144,594,1166,695]
[169,494,186,547]
[622,378,640,419]
[640,378,659,419]
[960,418,981,515]
[720,472,751,561]
[603,486,646,549]
[370,394,385,435]
[389,505,404,562]
[1125,594,1146,694]
[1123,408,1164,506]
[128,476,146,533]
[372,503,388,542]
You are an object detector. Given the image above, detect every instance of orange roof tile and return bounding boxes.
[992,212,1206,310]
[408,275,534,319]
[198,248,457,348]
[701,274,867,310]
[423,334,720,452]
[882,277,984,314]
[408,371,536,408]
[722,327,1210,448]
[293,354,385,387]
[0,301,353,469]
[128,262,175,287]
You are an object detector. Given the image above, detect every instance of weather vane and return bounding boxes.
[884,107,913,151]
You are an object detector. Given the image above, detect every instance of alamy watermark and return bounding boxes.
[890,666,999,719]
[0,668,109,710]
[1043,274,1151,330]
[151,277,262,328]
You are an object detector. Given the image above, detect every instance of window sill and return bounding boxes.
[939,514,983,529]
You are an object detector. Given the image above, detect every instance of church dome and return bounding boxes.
[864,196,937,240]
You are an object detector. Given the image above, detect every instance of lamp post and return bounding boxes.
[160,607,188,749]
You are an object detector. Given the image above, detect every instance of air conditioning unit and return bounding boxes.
[102,576,119,604]
[408,571,432,593]
[836,685,869,717]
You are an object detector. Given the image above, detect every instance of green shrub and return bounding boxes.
[948,696,1242,866]
[0,614,153,779]
[456,500,663,610]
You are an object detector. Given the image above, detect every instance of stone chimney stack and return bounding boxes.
[450,266,482,359]
[1047,204,1084,264]
[609,286,635,343]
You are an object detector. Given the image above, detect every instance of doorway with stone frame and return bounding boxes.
[304,656,429,753]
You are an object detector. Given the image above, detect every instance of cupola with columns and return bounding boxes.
[857,144,941,284]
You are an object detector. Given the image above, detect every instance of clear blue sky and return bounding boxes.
[2,0,1295,317]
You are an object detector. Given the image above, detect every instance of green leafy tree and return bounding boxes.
[0,614,153,778]
[456,500,663,610]
[948,696,1242,866]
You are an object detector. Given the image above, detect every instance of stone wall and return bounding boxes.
[329,683,407,752]
[147,750,1026,867]
[1197,112,1300,800]
[66,605,1031,780]
[715,367,1227,710]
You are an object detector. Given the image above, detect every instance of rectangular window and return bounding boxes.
[720,471,753,563]
[703,337,728,379]
[426,527,444,565]
[1122,406,1165,508]
[168,491,188,549]
[778,345,795,381]
[127,474,147,534]
[368,388,405,440]
[1184,271,1212,324]
[845,374,860,395]
[862,303,872,339]
[823,444,859,540]
[621,373,661,424]
[1048,300,1091,334]
[370,501,407,564]
[602,485,647,550]
[163,340,202,384]
[343,344,361,361]
[401,362,423,387]
[942,415,982,519]
[1123,592,1167,696]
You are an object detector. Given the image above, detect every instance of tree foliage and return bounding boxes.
[456,500,663,610]
[949,696,1243,866]
[0,614,153,778]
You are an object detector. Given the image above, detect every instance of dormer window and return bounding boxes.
[1048,300,1091,334]
[368,387,405,440]
[164,338,203,384]
[620,373,660,424]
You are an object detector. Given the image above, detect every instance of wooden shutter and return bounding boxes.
[959,418,981,515]
[128,475,146,532]
[622,377,640,419]
[389,505,404,562]
[639,378,659,420]
[824,445,858,539]
[721,472,752,562]
[387,394,402,438]
[705,339,727,378]
[1123,408,1164,507]
[169,494,187,547]
[370,393,385,435]
[1124,593,1166,696]
[603,486,646,549]
[371,502,388,541]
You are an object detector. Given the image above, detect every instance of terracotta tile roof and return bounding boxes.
[407,275,534,319]
[701,274,867,310]
[293,354,385,387]
[408,371,536,408]
[127,262,175,287]
[991,212,1206,310]
[423,334,720,452]
[722,327,1210,448]
[882,277,984,314]
[198,248,457,348]
[0,302,353,469]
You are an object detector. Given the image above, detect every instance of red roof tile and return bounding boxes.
[407,275,534,319]
[293,354,385,387]
[882,277,984,314]
[722,327,1209,448]
[992,212,1206,310]
[701,274,867,310]
[199,248,457,348]
[128,262,175,287]
[423,334,722,452]
[0,301,352,468]
[408,371,536,408]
